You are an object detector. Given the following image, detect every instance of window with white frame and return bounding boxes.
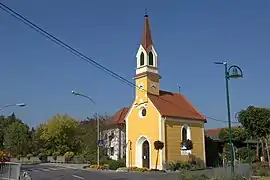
[181,124,191,150]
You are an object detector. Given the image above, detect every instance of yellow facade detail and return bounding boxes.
[164,120,205,163]
[135,77,148,104]
[146,76,160,96]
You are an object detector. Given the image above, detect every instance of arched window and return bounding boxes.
[182,125,187,142]
[148,52,154,66]
[181,124,192,154]
[140,52,145,66]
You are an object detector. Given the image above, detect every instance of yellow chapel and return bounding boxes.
[124,14,207,170]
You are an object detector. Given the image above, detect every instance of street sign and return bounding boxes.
[97,140,104,147]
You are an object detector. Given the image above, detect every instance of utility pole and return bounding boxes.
[97,113,100,166]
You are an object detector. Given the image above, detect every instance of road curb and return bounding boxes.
[40,163,84,170]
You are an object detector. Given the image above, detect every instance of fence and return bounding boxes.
[0,162,21,180]
[10,156,89,164]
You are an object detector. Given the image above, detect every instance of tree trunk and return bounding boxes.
[264,137,270,168]
[155,150,159,170]
[256,142,259,160]
[260,139,265,162]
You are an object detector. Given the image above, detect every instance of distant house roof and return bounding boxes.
[148,90,206,121]
[205,126,242,141]
[108,107,129,125]
[205,127,259,144]
[205,128,223,140]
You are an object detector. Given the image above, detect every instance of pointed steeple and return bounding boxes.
[141,14,153,50]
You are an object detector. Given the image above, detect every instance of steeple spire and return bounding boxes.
[141,13,153,50]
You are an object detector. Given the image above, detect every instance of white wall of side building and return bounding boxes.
[103,127,126,160]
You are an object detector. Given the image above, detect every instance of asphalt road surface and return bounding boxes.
[21,164,179,180]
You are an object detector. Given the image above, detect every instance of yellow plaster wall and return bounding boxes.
[126,97,161,168]
[164,120,205,162]
[135,77,148,104]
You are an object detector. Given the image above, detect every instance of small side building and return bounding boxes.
[103,108,128,161]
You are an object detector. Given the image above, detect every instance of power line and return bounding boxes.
[0,2,238,124]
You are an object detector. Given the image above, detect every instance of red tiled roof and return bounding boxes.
[205,126,240,136]
[109,107,129,125]
[148,90,206,121]
[141,15,153,50]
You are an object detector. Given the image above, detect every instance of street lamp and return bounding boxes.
[0,103,26,111]
[214,61,243,174]
[71,90,100,166]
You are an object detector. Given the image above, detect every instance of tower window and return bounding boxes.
[149,52,154,66]
[140,52,145,66]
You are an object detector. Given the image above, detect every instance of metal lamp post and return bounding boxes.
[214,61,243,174]
[71,90,100,166]
[0,103,26,111]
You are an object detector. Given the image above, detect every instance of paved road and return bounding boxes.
[21,164,251,180]
[21,164,179,180]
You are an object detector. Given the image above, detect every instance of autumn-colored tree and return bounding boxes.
[154,140,164,170]
[37,114,79,155]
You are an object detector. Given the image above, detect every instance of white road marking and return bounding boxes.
[72,174,84,179]
[41,168,50,172]
[48,167,60,171]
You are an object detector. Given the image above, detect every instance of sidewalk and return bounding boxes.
[40,163,89,170]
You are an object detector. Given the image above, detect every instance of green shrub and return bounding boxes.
[38,152,47,162]
[167,161,191,171]
[102,159,125,170]
[64,151,74,162]
[253,167,270,177]
[52,152,60,161]
[188,154,205,170]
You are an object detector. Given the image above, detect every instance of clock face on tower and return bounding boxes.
[139,83,144,90]
[151,83,156,90]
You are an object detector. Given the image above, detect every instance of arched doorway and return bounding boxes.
[142,140,150,168]
[136,136,151,168]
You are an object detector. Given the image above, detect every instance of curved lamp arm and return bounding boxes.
[71,90,96,105]
[0,103,26,111]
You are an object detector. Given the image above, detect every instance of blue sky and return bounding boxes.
[0,0,269,129]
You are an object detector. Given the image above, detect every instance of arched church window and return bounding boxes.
[149,52,154,66]
[181,124,192,151]
[182,125,187,142]
[140,52,145,66]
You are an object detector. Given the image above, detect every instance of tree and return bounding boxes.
[4,121,30,156]
[237,106,270,166]
[76,114,110,162]
[219,126,247,148]
[0,115,6,150]
[0,113,23,150]
[37,114,79,155]
[154,140,164,170]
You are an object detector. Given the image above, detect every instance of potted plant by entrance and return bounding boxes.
[153,140,164,171]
